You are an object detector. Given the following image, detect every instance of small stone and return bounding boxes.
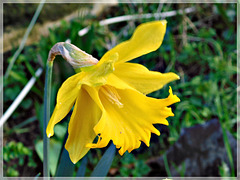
[147,119,237,176]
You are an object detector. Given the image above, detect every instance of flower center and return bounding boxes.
[101,86,123,108]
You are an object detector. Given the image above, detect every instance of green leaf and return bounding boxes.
[21,98,32,109]
[219,161,230,177]
[35,139,62,176]
[133,160,151,176]
[24,59,37,77]
[91,143,116,177]
[120,152,135,165]
[55,148,75,177]
[76,156,88,177]
[54,124,67,140]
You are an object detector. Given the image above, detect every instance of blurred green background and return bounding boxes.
[3,3,237,177]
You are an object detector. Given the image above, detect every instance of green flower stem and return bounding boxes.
[43,60,53,178]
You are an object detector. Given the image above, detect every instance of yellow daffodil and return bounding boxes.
[46,20,180,164]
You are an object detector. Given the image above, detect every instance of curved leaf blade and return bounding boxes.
[91,143,116,177]
[76,156,88,177]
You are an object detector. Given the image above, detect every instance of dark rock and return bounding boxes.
[147,119,237,176]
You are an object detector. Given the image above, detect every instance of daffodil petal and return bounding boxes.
[100,20,167,64]
[65,86,101,164]
[87,86,180,156]
[83,85,103,109]
[46,73,81,137]
[106,74,135,90]
[113,62,180,94]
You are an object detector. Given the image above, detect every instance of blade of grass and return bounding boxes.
[6,116,37,135]
[4,0,45,79]
[215,4,232,28]
[9,71,42,96]
[25,59,38,78]
[9,71,28,85]
[163,154,172,177]
[215,92,235,177]
[91,143,116,177]
[13,116,37,129]
[13,128,30,134]
[220,122,235,177]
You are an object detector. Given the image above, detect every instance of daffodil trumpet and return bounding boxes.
[46,20,180,164]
